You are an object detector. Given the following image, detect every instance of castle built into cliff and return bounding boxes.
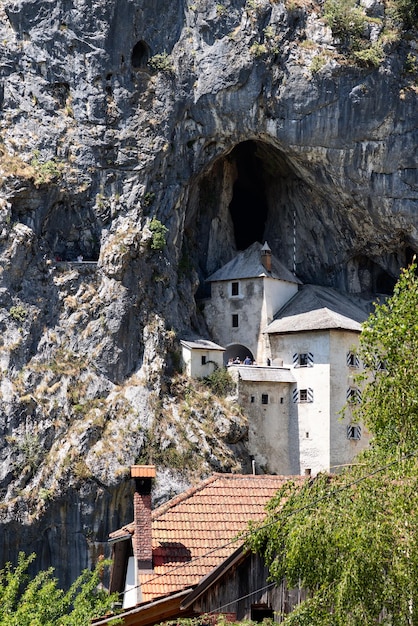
[182,242,371,476]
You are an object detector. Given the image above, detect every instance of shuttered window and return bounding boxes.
[293,388,314,403]
[347,424,362,440]
[293,352,314,368]
[347,387,362,403]
[347,352,360,368]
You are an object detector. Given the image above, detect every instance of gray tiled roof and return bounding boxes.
[231,365,296,383]
[266,284,371,334]
[180,339,225,351]
[206,242,301,284]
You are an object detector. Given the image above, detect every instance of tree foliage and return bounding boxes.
[353,261,418,456]
[149,218,168,251]
[247,261,418,625]
[0,553,121,626]
[202,367,235,397]
[324,0,367,49]
[248,461,418,625]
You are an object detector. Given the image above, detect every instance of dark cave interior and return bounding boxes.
[188,139,414,300]
[228,141,269,250]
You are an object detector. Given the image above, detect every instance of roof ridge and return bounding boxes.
[322,306,361,323]
[151,473,289,519]
[152,474,219,519]
[307,285,326,310]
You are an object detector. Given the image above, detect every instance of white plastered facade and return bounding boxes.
[203,276,298,364]
[269,329,369,475]
[195,244,371,475]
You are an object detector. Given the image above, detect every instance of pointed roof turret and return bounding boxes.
[206,242,301,284]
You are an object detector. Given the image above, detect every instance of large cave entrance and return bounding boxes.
[186,138,298,286]
[228,141,269,250]
[185,137,416,302]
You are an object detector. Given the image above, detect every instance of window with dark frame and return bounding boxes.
[231,281,239,296]
[261,394,269,404]
[232,314,239,328]
[299,353,309,367]
[201,355,207,365]
[251,395,255,403]
[299,389,308,402]
[347,424,361,440]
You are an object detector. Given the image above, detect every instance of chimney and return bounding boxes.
[131,465,156,571]
[261,241,272,273]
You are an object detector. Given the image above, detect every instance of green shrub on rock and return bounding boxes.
[149,218,168,251]
[202,367,235,397]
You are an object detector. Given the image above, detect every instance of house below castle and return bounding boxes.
[185,242,372,476]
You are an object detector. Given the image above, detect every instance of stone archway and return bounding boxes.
[224,344,254,365]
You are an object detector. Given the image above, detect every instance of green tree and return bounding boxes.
[202,367,235,396]
[353,261,418,456]
[247,261,418,625]
[0,553,121,626]
[248,462,418,626]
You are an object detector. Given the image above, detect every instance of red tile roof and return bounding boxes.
[112,473,304,602]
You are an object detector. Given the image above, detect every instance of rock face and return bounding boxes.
[0,0,417,587]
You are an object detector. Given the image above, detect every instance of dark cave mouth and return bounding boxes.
[190,138,415,299]
[228,141,269,250]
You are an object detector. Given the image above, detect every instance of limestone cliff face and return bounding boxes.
[0,0,417,586]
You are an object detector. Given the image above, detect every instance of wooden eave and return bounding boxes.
[181,545,248,610]
[92,589,196,626]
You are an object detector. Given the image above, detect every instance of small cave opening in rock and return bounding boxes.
[131,40,150,69]
[228,141,269,251]
[347,247,418,297]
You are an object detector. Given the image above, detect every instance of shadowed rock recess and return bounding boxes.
[0,0,417,586]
